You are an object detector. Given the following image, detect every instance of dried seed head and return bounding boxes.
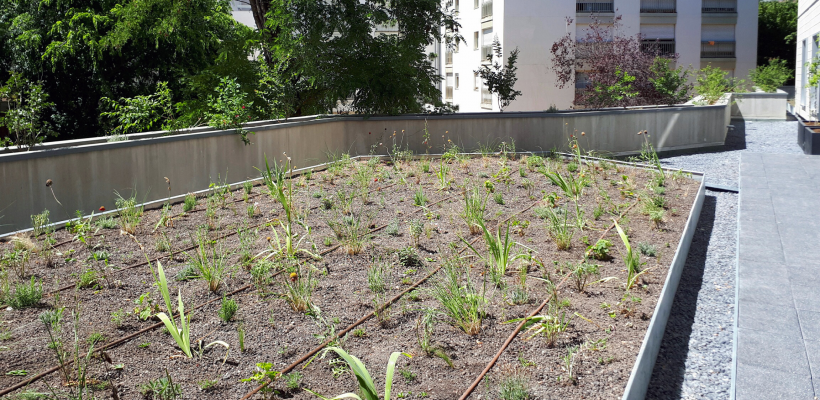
[46,179,53,187]
[164,177,170,184]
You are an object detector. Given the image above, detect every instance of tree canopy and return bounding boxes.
[758,0,797,78]
[0,0,458,143]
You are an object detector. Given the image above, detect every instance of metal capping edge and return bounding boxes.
[621,174,707,400]
[729,155,743,400]
[0,151,699,239]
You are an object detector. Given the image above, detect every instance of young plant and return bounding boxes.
[367,261,392,294]
[183,193,197,212]
[5,277,42,309]
[494,192,504,205]
[218,296,238,322]
[461,186,488,235]
[31,210,53,237]
[562,345,579,384]
[435,162,451,189]
[429,256,487,335]
[568,261,600,293]
[139,370,182,400]
[750,58,792,93]
[585,239,612,260]
[413,186,428,207]
[114,189,143,234]
[397,246,423,268]
[510,307,570,348]
[461,219,529,286]
[186,238,234,292]
[542,169,587,229]
[305,347,411,400]
[542,206,575,250]
[281,263,317,313]
[497,374,531,400]
[415,309,454,367]
[153,261,193,357]
[614,220,648,291]
[408,219,423,247]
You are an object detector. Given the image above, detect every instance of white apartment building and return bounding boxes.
[796,0,820,120]
[441,0,759,112]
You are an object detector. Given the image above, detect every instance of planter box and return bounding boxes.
[730,88,788,120]
[797,116,820,155]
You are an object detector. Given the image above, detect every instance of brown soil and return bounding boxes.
[0,154,698,400]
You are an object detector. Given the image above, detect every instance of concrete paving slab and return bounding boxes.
[798,310,820,342]
[736,328,811,375]
[735,363,814,400]
[738,302,801,337]
[792,284,820,312]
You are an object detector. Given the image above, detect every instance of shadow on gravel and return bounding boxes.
[645,195,718,399]
[657,120,747,163]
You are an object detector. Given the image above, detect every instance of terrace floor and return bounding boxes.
[734,153,820,399]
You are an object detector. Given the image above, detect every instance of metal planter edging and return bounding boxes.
[621,174,707,400]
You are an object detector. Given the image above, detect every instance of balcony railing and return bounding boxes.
[640,0,675,13]
[446,51,453,65]
[446,86,454,100]
[641,39,676,56]
[575,42,609,59]
[702,0,736,13]
[701,41,735,58]
[481,0,492,18]
[576,0,614,13]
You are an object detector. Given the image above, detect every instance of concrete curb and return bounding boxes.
[621,173,707,400]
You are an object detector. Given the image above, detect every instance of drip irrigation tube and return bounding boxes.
[239,199,542,400]
[457,201,639,399]
[0,185,423,396]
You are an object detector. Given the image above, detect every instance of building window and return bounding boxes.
[446,73,454,100]
[482,28,494,62]
[455,73,460,90]
[475,0,479,9]
[474,72,479,91]
[701,24,735,58]
[455,0,459,11]
[474,32,479,50]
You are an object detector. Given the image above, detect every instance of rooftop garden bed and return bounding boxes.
[0,144,700,399]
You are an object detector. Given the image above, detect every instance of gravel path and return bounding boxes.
[645,118,803,399]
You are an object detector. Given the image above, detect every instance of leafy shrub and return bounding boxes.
[750,58,793,93]
[649,57,692,105]
[207,77,255,145]
[694,66,743,105]
[0,72,57,150]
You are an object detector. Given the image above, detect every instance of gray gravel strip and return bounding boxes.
[645,118,803,399]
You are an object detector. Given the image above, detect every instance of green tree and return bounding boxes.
[750,58,793,92]
[206,77,255,145]
[758,0,797,77]
[475,37,522,112]
[0,72,57,150]
[247,0,461,116]
[0,0,255,140]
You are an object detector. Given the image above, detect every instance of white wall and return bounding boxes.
[735,0,759,80]
[796,0,820,120]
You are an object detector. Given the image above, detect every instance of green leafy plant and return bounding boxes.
[751,58,793,93]
[186,237,234,292]
[5,277,42,309]
[435,162,451,189]
[241,363,281,400]
[76,269,101,290]
[585,67,638,109]
[568,261,600,293]
[397,247,422,268]
[461,219,529,286]
[207,76,255,145]
[509,308,569,348]
[153,261,193,357]
[493,192,504,205]
[649,57,692,105]
[281,263,317,313]
[305,347,411,400]
[110,308,125,327]
[114,190,143,234]
[408,219,423,247]
[614,220,648,291]
[462,185,489,235]
[415,309,454,367]
[585,239,612,260]
[497,374,531,400]
[429,256,487,335]
[638,242,657,257]
[542,206,574,250]
[285,371,303,391]
[367,261,391,294]
[0,72,57,150]
[218,296,238,322]
[139,370,182,400]
[183,193,198,212]
[413,187,428,207]
[694,66,742,105]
